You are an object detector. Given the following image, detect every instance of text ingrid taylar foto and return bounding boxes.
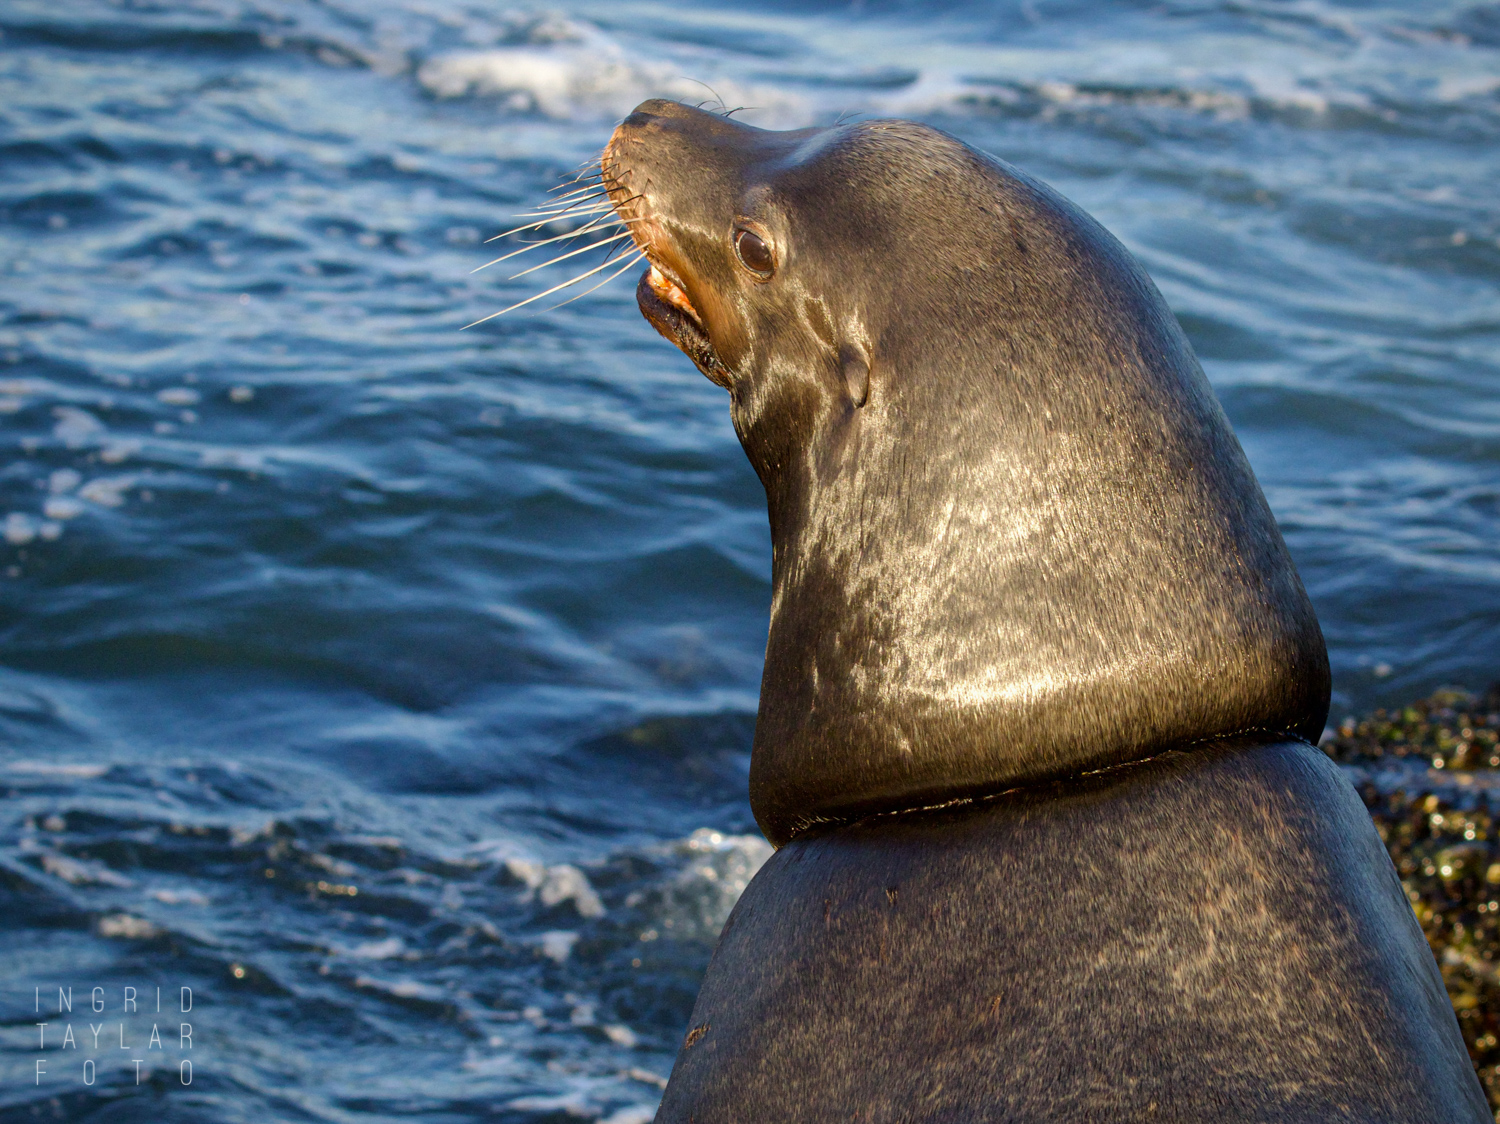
[31,985,196,1088]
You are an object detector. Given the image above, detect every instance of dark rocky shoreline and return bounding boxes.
[1322,687,1500,1115]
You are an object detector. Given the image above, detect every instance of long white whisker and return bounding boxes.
[527,184,611,207]
[547,181,602,198]
[529,185,635,216]
[483,190,640,243]
[462,253,640,328]
[483,204,615,243]
[508,230,639,279]
[599,231,641,265]
[544,180,605,201]
[488,224,621,262]
[545,250,646,311]
[471,216,643,272]
[518,193,610,216]
[513,201,612,222]
[557,157,602,180]
[474,219,645,270]
[509,203,613,225]
[472,230,620,274]
[492,212,621,251]
[463,157,645,326]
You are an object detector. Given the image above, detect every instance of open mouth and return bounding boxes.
[645,264,696,321]
[634,264,732,389]
[602,145,732,388]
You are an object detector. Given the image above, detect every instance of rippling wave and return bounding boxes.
[1,0,1497,1117]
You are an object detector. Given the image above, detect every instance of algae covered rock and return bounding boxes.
[1324,686,1500,1115]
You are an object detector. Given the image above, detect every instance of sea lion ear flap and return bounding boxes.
[840,345,870,408]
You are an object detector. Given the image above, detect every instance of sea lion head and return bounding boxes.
[605,100,1330,847]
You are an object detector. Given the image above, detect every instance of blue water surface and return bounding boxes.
[1,0,1498,1119]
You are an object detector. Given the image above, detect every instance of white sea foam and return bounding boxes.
[49,468,81,493]
[417,18,799,123]
[41,853,134,887]
[1435,74,1500,102]
[505,858,605,918]
[78,475,137,508]
[347,936,407,959]
[538,864,604,917]
[638,828,772,942]
[413,2,1500,135]
[539,930,579,962]
[599,1107,656,1124]
[100,439,142,464]
[199,447,266,471]
[8,762,109,778]
[4,513,36,544]
[43,496,84,520]
[505,1092,594,1117]
[52,406,105,448]
[97,914,161,939]
[600,1023,637,1047]
[353,975,446,1001]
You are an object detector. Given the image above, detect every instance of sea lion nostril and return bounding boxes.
[625,98,698,125]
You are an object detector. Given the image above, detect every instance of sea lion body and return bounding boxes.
[661,740,1483,1121]
[599,101,1487,1119]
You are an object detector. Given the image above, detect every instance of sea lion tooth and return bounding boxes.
[647,264,698,320]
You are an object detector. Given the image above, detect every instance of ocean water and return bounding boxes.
[0,0,1497,1118]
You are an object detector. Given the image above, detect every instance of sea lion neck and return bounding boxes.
[607,100,1330,848]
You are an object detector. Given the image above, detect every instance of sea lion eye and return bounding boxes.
[734,227,775,278]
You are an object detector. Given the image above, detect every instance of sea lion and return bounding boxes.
[602,100,1487,1121]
